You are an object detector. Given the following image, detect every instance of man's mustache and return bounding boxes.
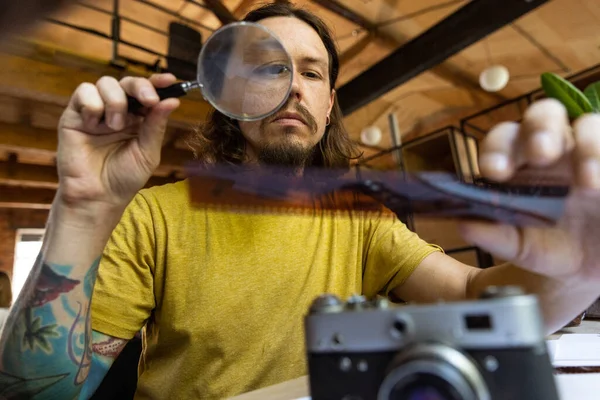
[262,101,318,134]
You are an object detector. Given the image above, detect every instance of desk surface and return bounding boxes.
[229,376,308,400]
[230,320,600,400]
[549,319,600,337]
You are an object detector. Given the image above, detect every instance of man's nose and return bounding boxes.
[288,71,303,101]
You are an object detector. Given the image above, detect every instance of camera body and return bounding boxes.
[304,286,559,400]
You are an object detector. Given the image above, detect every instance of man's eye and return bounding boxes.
[253,64,291,77]
[303,72,322,79]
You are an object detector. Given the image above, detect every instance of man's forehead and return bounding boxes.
[257,16,329,64]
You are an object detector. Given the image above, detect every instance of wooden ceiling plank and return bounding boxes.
[232,0,255,18]
[0,160,59,189]
[311,0,378,31]
[0,122,193,172]
[312,0,506,106]
[0,46,212,128]
[202,0,237,24]
[337,0,548,115]
[0,160,175,189]
[0,186,55,209]
[339,34,374,67]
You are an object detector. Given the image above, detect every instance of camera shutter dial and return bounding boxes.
[309,294,344,313]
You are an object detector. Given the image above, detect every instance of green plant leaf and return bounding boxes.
[584,81,600,112]
[541,72,594,118]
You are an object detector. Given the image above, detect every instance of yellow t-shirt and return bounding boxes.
[91,180,441,399]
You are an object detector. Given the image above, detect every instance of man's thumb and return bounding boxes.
[138,98,180,157]
[457,221,576,275]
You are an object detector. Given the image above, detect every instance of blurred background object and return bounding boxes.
[0,0,74,38]
[0,270,12,330]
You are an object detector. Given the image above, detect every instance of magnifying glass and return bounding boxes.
[125,21,294,121]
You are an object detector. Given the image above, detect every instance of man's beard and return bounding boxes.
[256,140,316,169]
[255,101,320,169]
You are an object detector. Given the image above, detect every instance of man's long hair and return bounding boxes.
[186,2,361,169]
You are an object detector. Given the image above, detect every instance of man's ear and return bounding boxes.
[328,89,336,116]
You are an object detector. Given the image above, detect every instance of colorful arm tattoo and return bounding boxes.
[0,253,127,399]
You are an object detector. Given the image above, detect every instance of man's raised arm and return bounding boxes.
[0,200,130,399]
[0,72,180,399]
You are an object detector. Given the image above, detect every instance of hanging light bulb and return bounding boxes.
[360,126,382,146]
[479,65,510,92]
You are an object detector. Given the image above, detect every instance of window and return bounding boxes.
[12,229,45,300]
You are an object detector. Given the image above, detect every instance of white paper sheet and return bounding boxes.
[555,373,600,400]
[548,334,600,366]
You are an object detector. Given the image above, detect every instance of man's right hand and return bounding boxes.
[56,73,180,213]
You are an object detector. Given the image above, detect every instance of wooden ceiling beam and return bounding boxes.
[312,0,506,104]
[0,122,194,173]
[232,0,256,18]
[0,42,213,129]
[0,185,55,209]
[0,161,176,189]
[0,160,59,189]
[336,0,547,115]
[312,0,378,32]
[202,0,237,24]
[339,34,374,67]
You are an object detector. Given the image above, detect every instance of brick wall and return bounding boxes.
[0,209,49,277]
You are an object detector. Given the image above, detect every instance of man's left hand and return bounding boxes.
[461,98,600,287]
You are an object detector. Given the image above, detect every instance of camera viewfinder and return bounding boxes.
[465,314,492,330]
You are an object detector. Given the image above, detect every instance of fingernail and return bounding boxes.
[481,153,509,172]
[581,159,600,189]
[140,88,158,101]
[110,113,124,130]
[532,131,557,156]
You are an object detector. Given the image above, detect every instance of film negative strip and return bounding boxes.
[554,366,600,374]
[185,162,570,227]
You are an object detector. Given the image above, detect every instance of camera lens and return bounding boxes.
[377,344,490,400]
[388,373,461,400]
[406,388,449,400]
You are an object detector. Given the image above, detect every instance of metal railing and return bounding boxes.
[356,125,481,183]
[41,0,218,74]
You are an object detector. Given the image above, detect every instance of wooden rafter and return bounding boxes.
[0,161,176,190]
[0,122,194,175]
[0,186,56,209]
[338,34,373,67]
[232,0,257,18]
[203,0,237,24]
[312,0,506,104]
[0,40,213,129]
[0,160,58,189]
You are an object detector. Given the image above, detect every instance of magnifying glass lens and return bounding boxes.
[119,22,293,123]
[198,23,293,121]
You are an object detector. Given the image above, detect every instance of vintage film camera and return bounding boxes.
[304,286,559,400]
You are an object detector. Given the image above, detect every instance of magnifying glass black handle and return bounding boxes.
[99,82,190,124]
[126,82,188,114]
